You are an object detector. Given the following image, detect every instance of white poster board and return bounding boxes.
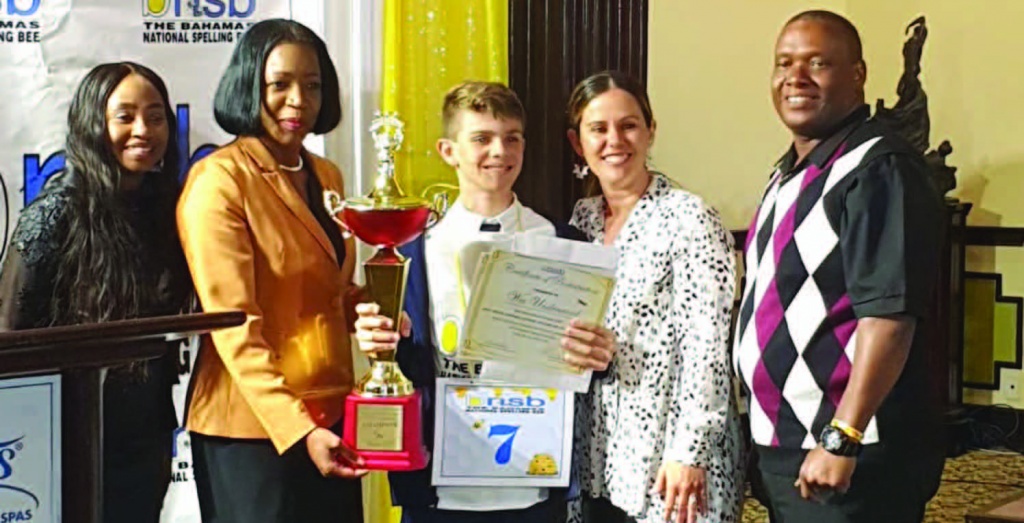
[432,378,573,488]
[0,374,61,523]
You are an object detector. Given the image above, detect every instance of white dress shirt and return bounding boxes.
[424,195,556,511]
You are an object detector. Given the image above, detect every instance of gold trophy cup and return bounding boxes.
[324,113,443,470]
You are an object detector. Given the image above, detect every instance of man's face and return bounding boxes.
[437,110,524,197]
[771,19,865,139]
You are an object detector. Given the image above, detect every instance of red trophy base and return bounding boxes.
[343,391,428,471]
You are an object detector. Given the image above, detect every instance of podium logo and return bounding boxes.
[0,436,38,522]
[143,0,255,18]
[1,0,40,16]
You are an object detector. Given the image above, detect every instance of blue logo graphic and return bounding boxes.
[21,152,63,206]
[0,437,40,509]
[143,0,255,19]
[170,427,187,459]
[1,0,40,16]
[487,425,520,465]
[22,103,217,204]
[467,395,547,408]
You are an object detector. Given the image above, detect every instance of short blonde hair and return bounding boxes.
[441,81,526,137]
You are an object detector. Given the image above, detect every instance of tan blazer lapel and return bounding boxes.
[238,137,338,264]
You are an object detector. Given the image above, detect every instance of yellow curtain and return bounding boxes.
[364,4,508,523]
[381,0,509,204]
[362,471,401,523]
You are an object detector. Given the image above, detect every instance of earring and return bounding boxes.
[573,164,590,179]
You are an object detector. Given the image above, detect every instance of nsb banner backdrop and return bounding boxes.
[0,1,324,521]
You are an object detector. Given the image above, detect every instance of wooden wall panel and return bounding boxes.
[509,0,648,222]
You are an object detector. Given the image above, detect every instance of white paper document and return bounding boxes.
[466,234,619,393]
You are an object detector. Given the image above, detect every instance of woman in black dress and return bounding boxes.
[0,61,192,523]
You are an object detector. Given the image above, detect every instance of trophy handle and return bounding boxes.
[323,190,353,239]
[425,190,450,230]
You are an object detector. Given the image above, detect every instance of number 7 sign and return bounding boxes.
[488,425,520,465]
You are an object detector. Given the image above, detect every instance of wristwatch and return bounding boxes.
[819,424,862,457]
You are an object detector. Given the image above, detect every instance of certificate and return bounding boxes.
[459,249,615,375]
[431,378,573,487]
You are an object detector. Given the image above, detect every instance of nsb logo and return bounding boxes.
[464,390,548,409]
[0,0,40,16]
[0,437,38,522]
[143,0,255,18]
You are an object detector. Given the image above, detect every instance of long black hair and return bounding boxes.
[52,62,190,325]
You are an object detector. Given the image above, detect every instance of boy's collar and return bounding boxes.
[450,190,517,218]
[438,193,521,234]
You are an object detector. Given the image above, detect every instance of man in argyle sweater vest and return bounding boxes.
[734,10,946,522]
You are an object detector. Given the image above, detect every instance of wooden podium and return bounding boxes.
[0,311,244,523]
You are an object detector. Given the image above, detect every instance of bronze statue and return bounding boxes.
[875,16,958,196]
[924,139,957,195]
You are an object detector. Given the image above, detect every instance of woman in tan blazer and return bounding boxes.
[177,19,365,523]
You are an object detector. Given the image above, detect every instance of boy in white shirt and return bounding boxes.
[354,81,615,523]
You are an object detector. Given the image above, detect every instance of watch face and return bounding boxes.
[822,427,842,450]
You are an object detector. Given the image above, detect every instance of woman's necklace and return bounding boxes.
[279,156,304,172]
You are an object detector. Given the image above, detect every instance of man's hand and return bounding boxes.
[795,446,857,501]
[305,427,368,479]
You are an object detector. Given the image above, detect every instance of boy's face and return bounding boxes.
[437,110,524,197]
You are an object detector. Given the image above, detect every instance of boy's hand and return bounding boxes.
[354,302,411,354]
[560,318,616,371]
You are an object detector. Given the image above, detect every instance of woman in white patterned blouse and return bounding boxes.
[565,71,744,523]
